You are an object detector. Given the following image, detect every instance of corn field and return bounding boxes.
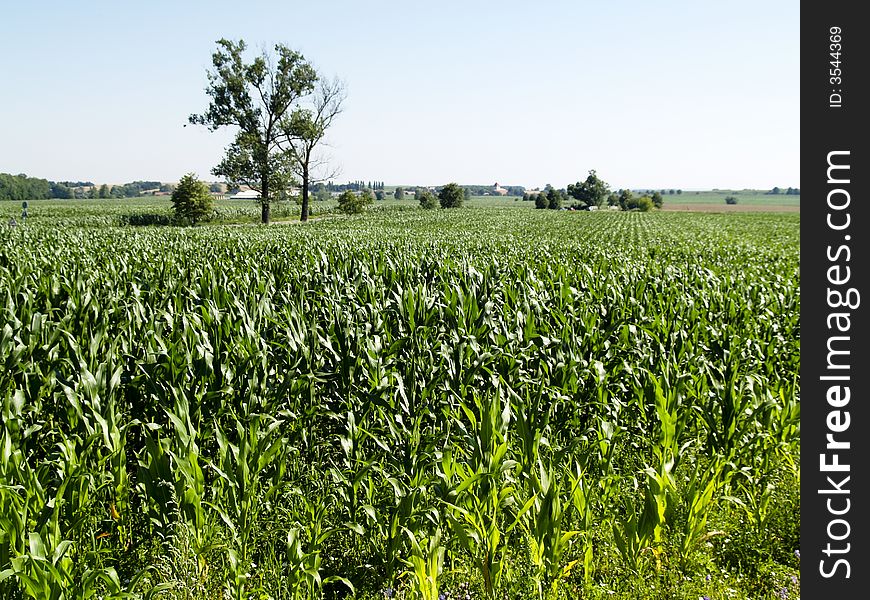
[0,207,800,599]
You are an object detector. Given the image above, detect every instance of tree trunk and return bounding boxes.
[300,166,310,222]
[261,178,270,224]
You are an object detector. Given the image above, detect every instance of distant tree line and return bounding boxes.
[766,186,800,195]
[0,173,51,201]
[326,181,384,192]
[0,174,181,200]
[305,181,393,202]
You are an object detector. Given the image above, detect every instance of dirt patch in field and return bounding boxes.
[660,203,800,213]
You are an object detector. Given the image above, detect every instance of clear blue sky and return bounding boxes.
[0,1,799,190]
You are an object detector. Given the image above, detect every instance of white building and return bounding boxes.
[230,189,261,200]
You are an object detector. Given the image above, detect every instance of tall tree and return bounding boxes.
[189,39,317,224]
[546,188,562,209]
[279,77,346,221]
[567,170,610,208]
[438,183,464,209]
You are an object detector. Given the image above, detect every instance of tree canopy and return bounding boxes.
[189,39,317,224]
[171,173,214,224]
[438,183,464,209]
[418,190,437,210]
[0,173,51,201]
[567,170,610,208]
[337,190,373,214]
[278,77,346,221]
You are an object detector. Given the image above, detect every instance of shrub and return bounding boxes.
[418,190,438,210]
[725,196,738,205]
[621,194,654,212]
[438,183,464,209]
[635,195,653,211]
[117,213,174,227]
[337,190,373,214]
[171,173,213,224]
[547,189,562,210]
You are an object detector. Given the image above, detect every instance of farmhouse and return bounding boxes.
[492,182,509,196]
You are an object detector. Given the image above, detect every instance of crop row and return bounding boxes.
[0,210,800,598]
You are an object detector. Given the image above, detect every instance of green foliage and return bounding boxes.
[651,191,664,208]
[337,189,373,214]
[310,183,332,202]
[171,173,214,224]
[0,173,51,201]
[394,187,404,200]
[49,182,74,199]
[0,206,800,598]
[117,213,174,227]
[567,170,610,208]
[438,183,464,209]
[534,194,547,209]
[634,196,653,212]
[546,189,562,210]
[278,78,345,221]
[725,196,738,205]
[618,192,654,212]
[189,38,317,223]
[418,190,438,210]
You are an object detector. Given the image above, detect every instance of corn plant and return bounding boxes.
[401,527,445,600]
[439,390,532,599]
[0,207,800,596]
[523,460,580,599]
[209,413,287,599]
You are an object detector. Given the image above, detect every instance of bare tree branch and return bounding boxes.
[275,76,347,221]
